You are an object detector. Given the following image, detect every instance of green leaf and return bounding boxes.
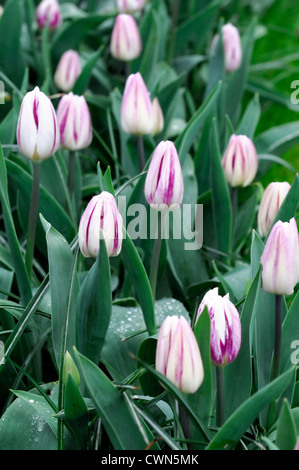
[64,374,89,450]
[272,174,299,227]
[175,81,222,164]
[275,399,297,450]
[281,291,299,373]
[121,228,156,336]
[0,147,32,305]
[73,47,104,95]
[210,119,232,256]
[236,93,261,138]
[73,348,155,450]
[76,236,112,365]
[206,367,295,450]
[41,216,79,369]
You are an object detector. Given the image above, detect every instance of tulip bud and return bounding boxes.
[144,141,184,211]
[258,182,291,237]
[62,351,80,387]
[151,98,164,137]
[54,50,82,92]
[78,191,123,258]
[57,93,92,151]
[116,0,146,13]
[121,72,154,136]
[0,5,4,18]
[261,218,299,296]
[36,0,62,30]
[110,14,142,62]
[196,287,241,367]
[211,23,242,73]
[155,315,204,394]
[17,86,59,162]
[222,134,258,187]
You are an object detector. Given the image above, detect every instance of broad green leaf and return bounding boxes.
[210,119,232,256]
[281,291,299,373]
[73,348,155,450]
[121,228,156,336]
[236,93,261,139]
[73,47,103,95]
[64,374,89,450]
[254,121,299,157]
[76,236,112,365]
[275,399,297,450]
[272,174,299,227]
[206,367,295,450]
[0,147,31,305]
[175,81,222,164]
[41,217,79,369]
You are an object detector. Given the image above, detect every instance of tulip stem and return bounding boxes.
[273,294,283,380]
[68,150,76,199]
[137,136,145,172]
[25,162,41,281]
[150,211,164,301]
[216,366,225,428]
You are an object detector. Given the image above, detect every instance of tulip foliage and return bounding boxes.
[0,0,298,452]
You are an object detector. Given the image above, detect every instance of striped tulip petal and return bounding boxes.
[222,134,258,188]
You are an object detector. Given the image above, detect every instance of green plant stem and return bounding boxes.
[68,150,76,199]
[25,162,41,281]
[273,294,283,380]
[137,135,145,172]
[216,366,225,428]
[149,211,164,301]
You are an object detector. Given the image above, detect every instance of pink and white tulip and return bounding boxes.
[78,191,123,258]
[36,0,62,30]
[211,23,242,73]
[17,86,59,161]
[57,93,92,151]
[151,97,164,137]
[144,141,184,211]
[116,0,146,13]
[196,287,241,367]
[110,14,142,62]
[155,315,204,394]
[54,50,82,92]
[258,182,291,237]
[261,218,299,296]
[121,72,154,135]
[222,134,258,187]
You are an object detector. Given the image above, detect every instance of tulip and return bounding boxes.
[211,23,242,73]
[196,287,241,367]
[36,0,62,30]
[78,191,123,258]
[144,140,184,211]
[155,315,204,394]
[151,97,164,137]
[116,0,146,13]
[17,86,59,162]
[261,218,299,296]
[258,182,291,237]
[57,92,92,151]
[222,134,258,188]
[121,72,154,136]
[110,14,142,62]
[54,50,82,92]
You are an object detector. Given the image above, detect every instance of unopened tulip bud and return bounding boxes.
[151,98,164,137]
[258,182,291,237]
[144,140,184,211]
[211,23,242,73]
[62,351,80,387]
[116,0,146,13]
[110,14,142,62]
[54,50,82,92]
[222,134,258,187]
[156,315,204,394]
[196,287,241,367]
[57,93,92,151]
[36,0,62,30]
[121,72,154,135]
[78,191,123,258]
[17,86,59,161]
[261,218,299,296]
